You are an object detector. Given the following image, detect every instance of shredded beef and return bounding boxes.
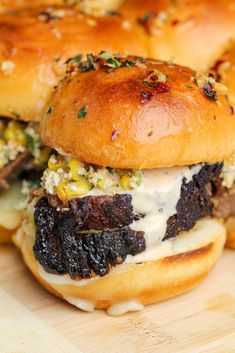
[33,163,222,278]
[69,194,137,230]
[0,151,31,190]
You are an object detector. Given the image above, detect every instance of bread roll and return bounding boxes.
[0,6,147,122]
[120,0,235,71]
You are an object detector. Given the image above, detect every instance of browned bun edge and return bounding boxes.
[41,58,235,169]
[16,219,225,313]
[0,226,16,244]
[224,216,235,249]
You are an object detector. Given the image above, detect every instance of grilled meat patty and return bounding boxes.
[33,163,224,279]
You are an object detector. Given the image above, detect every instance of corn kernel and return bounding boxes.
[56,181,68,202]
[48,154,66,171]
[69,159,83,181]
[57,178,90,201]
[4,121,26,145]
[120,175,132,190]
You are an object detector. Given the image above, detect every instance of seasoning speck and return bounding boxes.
[147,131,153,137]
[203,82,217,101]
[111,130,120,141]
[140,91,153,103]
[229,105,234,115]
[47,106,54,114]
[77,105,88,119]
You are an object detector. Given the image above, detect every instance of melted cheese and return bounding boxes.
[0,182,22,229]
[107,300,144,316]
[64,296,95,312]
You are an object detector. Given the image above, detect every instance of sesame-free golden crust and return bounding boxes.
[0,225,15,244]
[224,216,235,249]
[18,220,225,312]
[41,57,235,169]
[120,0,235,71]
[0,0,123,13]
[0,5,147,122]
[211,43,235,107]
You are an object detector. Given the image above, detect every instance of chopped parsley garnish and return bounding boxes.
[77,105,88,119]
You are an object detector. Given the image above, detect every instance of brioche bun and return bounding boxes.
[0,6,146,122]
[120,0,235,71]
[0,0,59,12]
[15,219,226,315]
[224,217,235,249]
[41,57,235,169]
[211,43,235,107]
[0,0,123,13]
[0,226,16,244]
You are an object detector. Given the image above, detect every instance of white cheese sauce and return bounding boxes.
[129,164,202,248]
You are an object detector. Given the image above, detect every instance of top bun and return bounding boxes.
[0,0,58,12]
[120,0,235,72]
[0,6,146,122]
[41,54,235,169]
[0,0,123,13]
[210,43,235,107]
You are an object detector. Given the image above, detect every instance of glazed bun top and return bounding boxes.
[0,5,146,122]
[210,43,235,107]
[120,0,235,72]
[41,54,235,169]
[0,0,123,13]
[0,0,58,12]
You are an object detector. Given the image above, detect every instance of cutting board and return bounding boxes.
[0,245,235,353]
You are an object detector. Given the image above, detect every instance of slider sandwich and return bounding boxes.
[16,54,235,315]
[0,5,146,243]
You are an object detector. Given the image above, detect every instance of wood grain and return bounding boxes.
[0,245,234,352]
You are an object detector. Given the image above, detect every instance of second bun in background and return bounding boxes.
[120,0,235,72]
[0,5,146,122]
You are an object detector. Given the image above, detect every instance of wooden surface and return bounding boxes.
[0,245,235,353]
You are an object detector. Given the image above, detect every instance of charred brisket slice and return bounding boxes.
[164,163,223,240]
[0,151,31,190]
[33,197,145,279]
[69,194,137,230]
[33,163,222,278]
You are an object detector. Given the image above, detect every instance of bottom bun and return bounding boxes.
[0,226,17,244]
[15,218,226,316]
[224,216,235,249]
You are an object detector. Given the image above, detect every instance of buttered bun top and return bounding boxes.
[0,5,146,122]
[0,0,58,12]
[210,43,235,107]
[0,0,123,13]
[41,54,235,169]
[120,0,235,72]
